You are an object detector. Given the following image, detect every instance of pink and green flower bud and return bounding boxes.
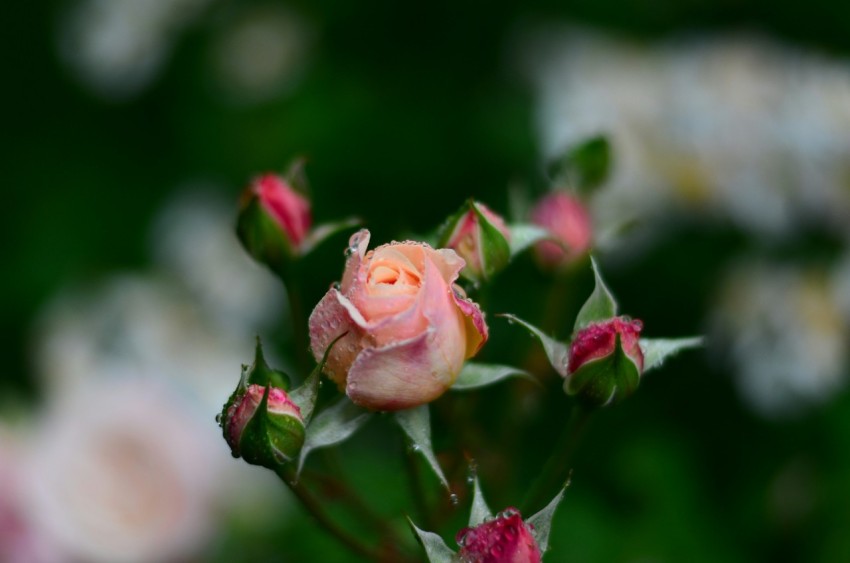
[439,201,511,283]
[456,507,541,563]
[566,317,644,407]
[222,384,305,468]
[236,172,312,273]
[530,191,592,269]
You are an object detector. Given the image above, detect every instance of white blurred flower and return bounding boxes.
[26,188,292,561]
[523,27,850,245]
[58,0,211,99]
[20,378,219,563]
[149,188,285,335]
[211,5,313,104]
[711,262,849,417]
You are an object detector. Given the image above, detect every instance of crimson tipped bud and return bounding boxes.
[456,507,541,563]
[222,383,305,468]
[566,317,644,407]
[236,171,312,274]
[530,191,592,269]
[439,201,511,283]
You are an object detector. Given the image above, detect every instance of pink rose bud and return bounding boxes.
[566,317,644,406]
[308,229,489,411]
[221,384,305,468]
[530,191,592,268]
[456,507,541,563]
[236,172,312,273]
[439,201,511,283]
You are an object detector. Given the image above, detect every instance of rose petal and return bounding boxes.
[308,289,371,388]
[340,229,371,294]
[453,288,488,357]
[346,329,456,411]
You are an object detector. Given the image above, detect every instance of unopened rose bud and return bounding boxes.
[236,172,312,273]
[456,507,541,563]
[530,191,592,269]
[439,201,511,283]
[222,384,305,468]
[566,317,644,407]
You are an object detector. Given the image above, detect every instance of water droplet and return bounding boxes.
[215,413,222,424]
[490,545,503,557]
[409,444,421,453]
[455,527,471,547]
[499,507,520,519]
[332,282,341,290]
[450,493,459,506]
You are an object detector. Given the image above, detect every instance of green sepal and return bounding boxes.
[548,135,611,194]
[408,519,455,563]
[300,217,361,256]
[565,333,640,407]
[472,201,511,282]
[574,256,617,331]
[395,405,449,491]
[236,196,297,276]
[296,397,372,477]
[451,362,536,391]
[640,337,703,374]
[527,479,570,553]
[499,314,569,377]
[247,337,291,390]
[290,331,348,425]
[507,224,555,258]
[469,476,494,527]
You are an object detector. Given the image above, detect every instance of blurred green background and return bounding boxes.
[4,0,850,561]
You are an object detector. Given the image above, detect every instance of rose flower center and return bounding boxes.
[367,259,421,295]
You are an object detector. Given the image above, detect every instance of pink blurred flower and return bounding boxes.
[20,378,219,563]
[456,507,541,563]
[531,191,592,268]
[309,229,488,411]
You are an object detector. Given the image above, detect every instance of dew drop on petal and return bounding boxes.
[450,493,459,506]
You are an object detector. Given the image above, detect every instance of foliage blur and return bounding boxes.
[3,0,850,561]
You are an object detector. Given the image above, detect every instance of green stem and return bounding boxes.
[521,404,593,514]
[403,434,434,530]
[280,265,312,376]
[275,466,386,561]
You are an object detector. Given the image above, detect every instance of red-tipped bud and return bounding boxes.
[531,191,592,268]
[566,317,644,406]
[456,507,541,563]
[439,201,511,283]
[237,173,312,273]
[222,384,305,468]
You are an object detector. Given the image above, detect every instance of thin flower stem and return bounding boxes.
[403,434,435,530]
[305,467,399,540]
[521,404,593,514]
[280,266,312,376]
[275,466,386,561]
